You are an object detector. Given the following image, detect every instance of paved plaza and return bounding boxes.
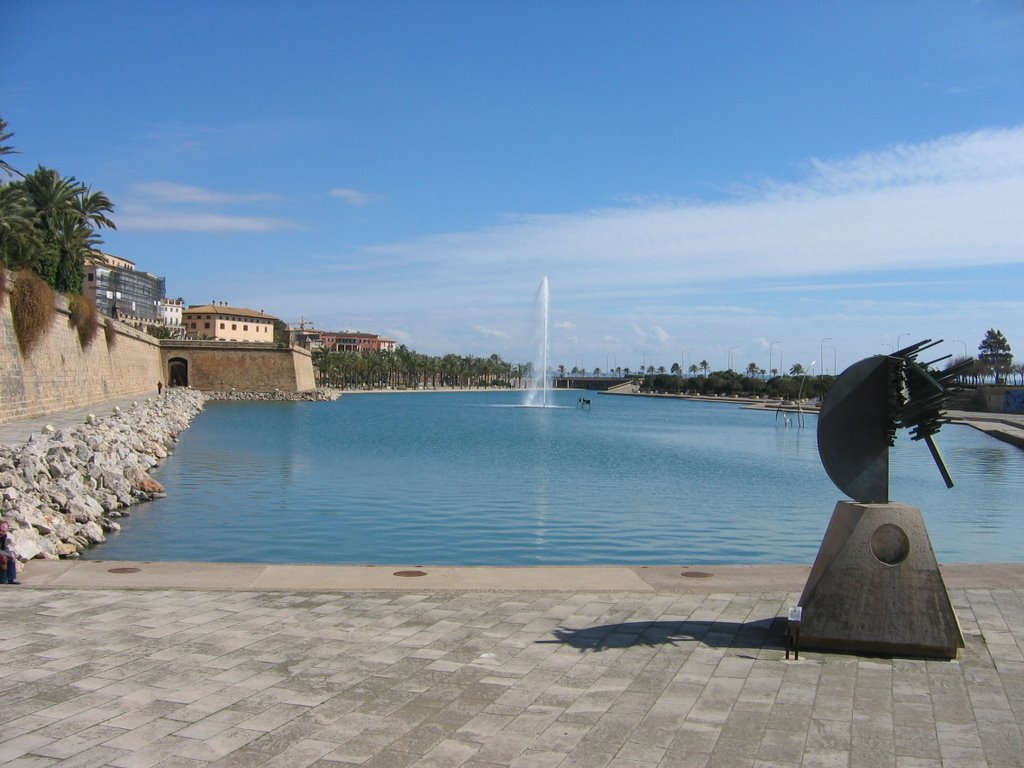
[2,562,1023,768]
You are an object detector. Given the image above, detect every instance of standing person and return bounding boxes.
[0,520,19,585]
[157,381,163,395]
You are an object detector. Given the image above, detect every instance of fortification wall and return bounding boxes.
[160,341,315,392]
[0,272,163,424]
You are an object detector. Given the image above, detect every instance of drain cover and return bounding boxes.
[393,570,427,577]
[107,567,141,574]
[681,571,713,578]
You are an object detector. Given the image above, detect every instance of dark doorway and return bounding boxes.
[169,358,189,387]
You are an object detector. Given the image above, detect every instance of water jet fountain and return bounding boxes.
[524,276,552,408]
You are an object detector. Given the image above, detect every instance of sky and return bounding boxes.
[3,1,1024,375]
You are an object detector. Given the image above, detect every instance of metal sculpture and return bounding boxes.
[817,339,970,502]
[799,339,970,659]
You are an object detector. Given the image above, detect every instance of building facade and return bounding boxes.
[182,304,278,342]
[84,253,166,323]
[318,331,396,353]
[160,297,184,327]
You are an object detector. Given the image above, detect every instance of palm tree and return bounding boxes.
[12,167,114,292]
[0,183,42,270]
[745,362,760,377]
[789,363,805,376]
[699,360,710,377]
[0,117,21,178]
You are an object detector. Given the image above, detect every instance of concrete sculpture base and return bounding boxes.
[798,501,964,658]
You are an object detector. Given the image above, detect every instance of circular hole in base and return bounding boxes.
[870,524,910,565]
[107,567,141,574]
[393,570,428,577]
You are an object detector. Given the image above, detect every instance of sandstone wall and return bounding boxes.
[0,273,163,425]
[159,341,315,392]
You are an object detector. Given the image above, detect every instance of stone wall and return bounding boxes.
[159,340,315,392]
[1,272,163,425]
[977,386,1024,414]
[1,270,316,422]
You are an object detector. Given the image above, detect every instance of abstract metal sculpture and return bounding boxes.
[816,339,971,503]
[799,340,970,658]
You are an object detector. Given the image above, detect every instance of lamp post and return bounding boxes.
[769,341,781,378]
[897,332,910,351]
[824,345,837,378]
[728,346,739,372]
[820,337,831,376]
[951,339,968,359]
[684,348,694,378]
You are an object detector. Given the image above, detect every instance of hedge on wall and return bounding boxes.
[67,293,101,348]
[104,316,117,348]
[11,269,55,356]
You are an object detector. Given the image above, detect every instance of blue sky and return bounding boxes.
[4,1,1024,374]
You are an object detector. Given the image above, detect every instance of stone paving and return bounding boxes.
[2,578,1023,767]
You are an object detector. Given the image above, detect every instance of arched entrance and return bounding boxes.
[168,357,189,387]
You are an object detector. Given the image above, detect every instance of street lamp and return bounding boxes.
[684,348,694,377]
[728,346,739,372]
[824,345,837,378]
[769,341,781,378]
[819,337,831,376]
[897,332,910,351]
[951,339,968,359]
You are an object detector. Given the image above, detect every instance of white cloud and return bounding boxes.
[118,181,294,233]
[132,181,282,204]
[117,211,294,233]
[330,188,379,206]
[344,124,1024,295]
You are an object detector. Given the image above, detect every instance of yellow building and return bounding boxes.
[182,304,278,342]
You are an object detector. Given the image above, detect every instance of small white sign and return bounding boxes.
[788,606,803,623]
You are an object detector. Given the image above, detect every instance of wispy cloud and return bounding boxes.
[330,187,380,206]
[342,124,1024,294]
[133,181,282,205]
[118,181,295,233]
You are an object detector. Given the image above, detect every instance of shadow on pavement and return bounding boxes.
[540,618,787,652]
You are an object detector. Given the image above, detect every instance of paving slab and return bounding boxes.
[2,564,1024,768]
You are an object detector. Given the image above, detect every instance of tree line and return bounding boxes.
[312,347,532,390]
[0,117,115,293]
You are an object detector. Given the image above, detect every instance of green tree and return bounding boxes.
[0,120,116,292]
[978,329,1013,384]
[789,363,805,376]
[0,117,20,178]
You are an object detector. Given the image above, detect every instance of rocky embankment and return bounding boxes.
[0,389,207,562]
[205,388,341,402]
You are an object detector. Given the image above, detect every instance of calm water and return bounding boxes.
[84,390,1024,565]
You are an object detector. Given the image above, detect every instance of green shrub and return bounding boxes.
[11,269,55,356]
[67,293,101,348]
[104,316,117,347]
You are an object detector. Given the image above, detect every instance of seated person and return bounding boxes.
[0,520,19,584]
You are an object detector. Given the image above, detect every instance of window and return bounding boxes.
[220,323,225,329]
[243,325,248,331]
[204,322,210,329]
[232,324,237,330]
[190,322,196,329]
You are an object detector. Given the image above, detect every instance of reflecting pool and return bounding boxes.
[84,390,1024,565]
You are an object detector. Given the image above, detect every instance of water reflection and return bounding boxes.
[84,391,1024,565]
